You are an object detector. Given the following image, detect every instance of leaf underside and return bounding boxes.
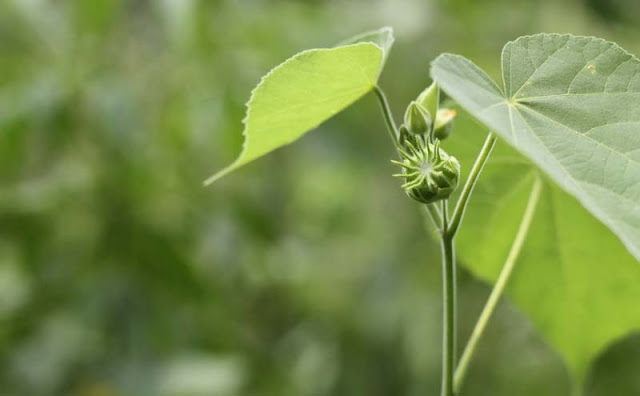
[205,27,393,185]
[432,34,640,387]
[432,34,640,261]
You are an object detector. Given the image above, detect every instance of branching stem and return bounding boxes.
[373,88,505,396]
[446,133,497,238]
[437,132,496,396]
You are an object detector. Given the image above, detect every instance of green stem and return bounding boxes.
[440,200,456,396]
[446,133,497,238]
[424,203,443,231]
[453,176,543,393]
[373,85,400,148]
[438,133,496,396]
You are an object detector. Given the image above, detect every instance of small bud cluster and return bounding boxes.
[393,82,460,204]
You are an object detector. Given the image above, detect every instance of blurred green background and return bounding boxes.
[1,0,640,395]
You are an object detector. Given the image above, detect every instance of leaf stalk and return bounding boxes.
[373,85,401,149]
[453,176,543,393]
[446,133,497,238]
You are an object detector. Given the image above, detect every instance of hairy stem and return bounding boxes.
[440,201,456,396]
[453,176,543,393]
[447,133,497,238]
[373,85,400,148]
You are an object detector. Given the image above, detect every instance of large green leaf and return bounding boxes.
[444,116,640,389]
[431,34,640,261]
[204,27,393,185]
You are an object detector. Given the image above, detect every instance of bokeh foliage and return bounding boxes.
[1,1,639,395]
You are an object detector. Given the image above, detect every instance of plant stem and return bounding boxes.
[453,176,543,393]
[424,203,443,231]
[438,133,496,396]
[446,133,497,238]
[373,85,400,148]
[440,201,456,396]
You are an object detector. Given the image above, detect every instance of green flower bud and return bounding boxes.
[392,139,460,204]
[404,101,432,135]
[416,81,439,122]
[433,108,457,140]
[399,124,422,150]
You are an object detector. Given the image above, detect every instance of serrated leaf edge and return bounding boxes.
[204,38,391,186]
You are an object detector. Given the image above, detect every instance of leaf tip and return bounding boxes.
[337,26,395,57]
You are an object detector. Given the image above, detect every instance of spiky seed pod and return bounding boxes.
[392,139,460,204]
[404,101,432,135]
[433,108,457,140]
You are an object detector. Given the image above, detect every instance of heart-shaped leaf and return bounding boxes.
[445,114,640,388]
[431,34,640,261]
[205,27,394,185]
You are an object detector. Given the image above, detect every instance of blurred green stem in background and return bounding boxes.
[454,176,543,393]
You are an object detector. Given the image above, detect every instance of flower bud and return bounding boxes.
[392,139,460,204]
[399,125,422,150]
[404,101,432,135]
[433,108,457,140]
[416,81,439,122]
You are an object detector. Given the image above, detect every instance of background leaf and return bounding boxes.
[431,34,640,261]
[205,28,393,184]
[443,115,640,388]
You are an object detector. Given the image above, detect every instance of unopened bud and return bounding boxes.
[416,81,439,121]
[404,101,432,136]
[433,108,457,140]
